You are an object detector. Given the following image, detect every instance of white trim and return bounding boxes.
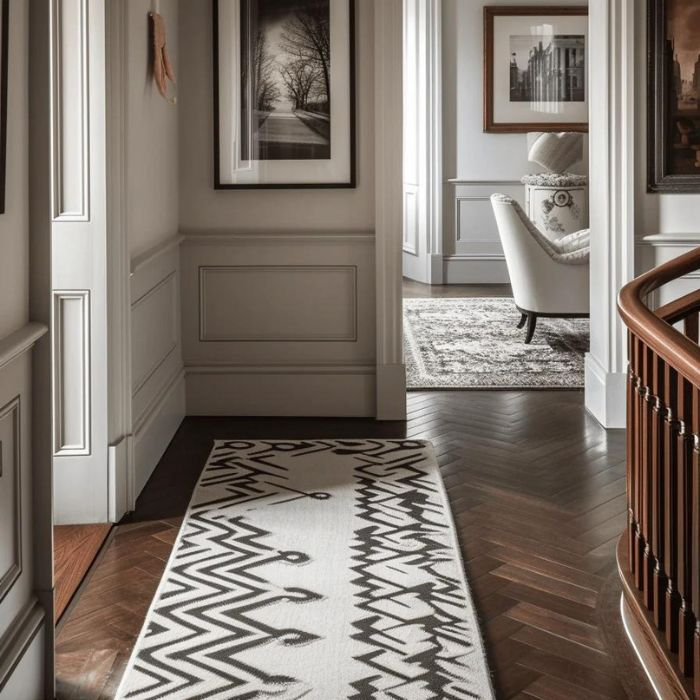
[402,0,443,285]
[106,0,133,519]
[640,233,700,246]
[584,0,636,429]
[375,0,406,420]
[448,179,522,187]
[0,325,48,372]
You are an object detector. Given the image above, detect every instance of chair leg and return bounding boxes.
[517,312,527,329]
[524,313,538,344]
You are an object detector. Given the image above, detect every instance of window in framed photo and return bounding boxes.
[213,0,356,189]
[648,0,700,192]
[484,6,588,134]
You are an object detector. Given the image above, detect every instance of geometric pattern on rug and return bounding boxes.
[404,297,589,390]
[116,440,494,700]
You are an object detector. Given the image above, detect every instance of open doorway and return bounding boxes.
[401,2,592,392]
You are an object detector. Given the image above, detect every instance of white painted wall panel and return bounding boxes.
[52,292,90,455]
[130,239,184,498]
[199,266,357,342]
[0,397,20,605]
[181,233,375,415]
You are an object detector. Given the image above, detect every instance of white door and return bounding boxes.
[402,0,442,285]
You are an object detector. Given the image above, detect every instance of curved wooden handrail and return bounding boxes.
[618,246,700,388]
[657,288,700,326]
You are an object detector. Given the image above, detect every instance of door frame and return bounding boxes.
[374,0,637,428]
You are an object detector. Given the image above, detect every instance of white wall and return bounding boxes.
[441,0,588,283]
[177,0,378,417]
[123,0,185,496]
[0,0,29,337]
[126,0,180,257]
[1,1,50,693]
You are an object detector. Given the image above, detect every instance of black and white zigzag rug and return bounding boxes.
[116,439,494,699]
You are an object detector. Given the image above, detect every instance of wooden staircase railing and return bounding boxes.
[618,246,700,699]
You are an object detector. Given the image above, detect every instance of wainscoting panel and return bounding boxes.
[52,291,91,456]
[199,266,357,342]
[0,397,20,606]
[0,325,48,695]
[51,0,89,221]
[181,232,376,416]
[444,180,522,283]
[403,186,419,255]
[131,237,185,497]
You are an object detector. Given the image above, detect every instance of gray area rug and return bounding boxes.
[404,297,589,390]
[117,439,495,700]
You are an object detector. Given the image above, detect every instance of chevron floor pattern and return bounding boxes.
[55,391,655,699]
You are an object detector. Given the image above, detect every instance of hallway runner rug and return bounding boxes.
[116,439,494,700]
[404,297,589,390]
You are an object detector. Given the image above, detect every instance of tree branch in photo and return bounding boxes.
[280,2,330,113]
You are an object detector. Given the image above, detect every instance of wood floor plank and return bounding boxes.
[54,524,112,622]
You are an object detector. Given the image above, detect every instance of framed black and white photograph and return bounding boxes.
[648,0,700,192]
[484,6,588,133]
[213,0,355,188]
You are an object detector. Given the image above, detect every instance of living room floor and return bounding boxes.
[55,391,654,700]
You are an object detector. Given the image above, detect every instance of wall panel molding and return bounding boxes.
[131,272,178,395]
[0,599,45,695]
[51,0,90,221]
[182,233,376,416]
[198,265,358,343]
[445,179,522,283]
[130,238,184,501]
[52,291,91,456]
[403,188,418,255]
[0,396,21,606]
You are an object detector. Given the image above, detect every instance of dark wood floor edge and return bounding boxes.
[55,525,115,631]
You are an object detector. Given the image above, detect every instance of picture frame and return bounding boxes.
[483,6,588,134]
[648,0,700,193]
[213,0,356,189]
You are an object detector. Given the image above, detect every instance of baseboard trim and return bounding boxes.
[133,369,186,497]
[185,365,376,417]
[584,353,627,429]
[443,256,510,284]
[376,363,406,420]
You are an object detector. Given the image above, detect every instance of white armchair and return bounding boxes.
[491,194,590,343]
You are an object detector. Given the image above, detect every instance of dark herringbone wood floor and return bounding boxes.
[55,392,655,699]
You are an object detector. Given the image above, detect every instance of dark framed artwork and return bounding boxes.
[648,0,700,192]
[0,0,9,213]
[213,0,356,189]
[484,6,588,133]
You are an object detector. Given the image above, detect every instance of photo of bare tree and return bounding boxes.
[241,0,331,160]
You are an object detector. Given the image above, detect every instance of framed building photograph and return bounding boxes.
[213,0,356,189]
[648,0,700,192]
[484,6,588,133]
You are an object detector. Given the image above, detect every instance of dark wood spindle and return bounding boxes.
[665,363,680,652]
